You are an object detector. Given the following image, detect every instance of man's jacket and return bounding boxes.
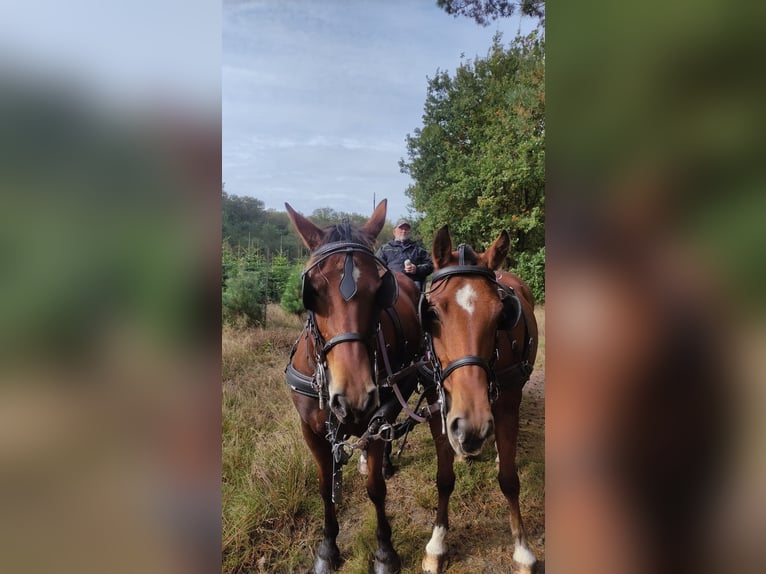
[375,239,434,283]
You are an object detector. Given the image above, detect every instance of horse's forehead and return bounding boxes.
[434,277,493,307]
[455,283,477,315]
[311,252,378,292]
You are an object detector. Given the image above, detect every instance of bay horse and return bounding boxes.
[284,200,423,574]
[418,225,539,574]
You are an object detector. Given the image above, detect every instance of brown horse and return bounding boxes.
[284,200,422,574]
[418,225,539,574]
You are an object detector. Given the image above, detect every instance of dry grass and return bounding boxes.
[222,305,545,573]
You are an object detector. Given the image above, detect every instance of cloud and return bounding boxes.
[223,0,533,220]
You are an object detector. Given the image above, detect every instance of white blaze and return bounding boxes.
[455,284,477,315]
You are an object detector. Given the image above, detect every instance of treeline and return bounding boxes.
[222,194,396,325]
[223,32,545,326]
[222,191,306,261]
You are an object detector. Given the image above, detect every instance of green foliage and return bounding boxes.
[222,265,266,327]
[437,0,545,27]
[401,32,545,296]
[513,246,545,304]
[222,189,266,246]
[222,188,306,260]
[280,265,306,316]
[222,245,268,327]
[222,241,237,287]
[307,207,369,229]
[267,251,291,303]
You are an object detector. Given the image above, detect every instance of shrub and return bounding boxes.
[513,246,545,304]
[222,265,266,327]
[280,265,305,316]
[267,251,291,303]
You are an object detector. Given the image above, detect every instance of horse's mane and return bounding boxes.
[457,245,479,265]
[320,220,374,249]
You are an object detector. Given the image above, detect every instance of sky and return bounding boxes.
[223,0,536,222]
[0,0,220,114]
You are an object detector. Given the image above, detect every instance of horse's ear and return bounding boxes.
[285,203,324,250]
[360,199,387,240]
[483,230,511,270]
[432,225,453,269]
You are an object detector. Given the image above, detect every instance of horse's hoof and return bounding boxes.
[421,552,443,574]
[373,559,401,574]
[313,540,341,573]
[373,548,401,574]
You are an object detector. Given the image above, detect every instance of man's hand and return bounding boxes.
[404,259,416,274]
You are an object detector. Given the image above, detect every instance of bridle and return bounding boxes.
[420,244,528,433]
[289,224,403,504]
[299,223,397,408]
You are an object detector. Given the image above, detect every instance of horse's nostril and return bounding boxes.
[450,418,466,442]
[484,419,495,439]
[330,394,349,420]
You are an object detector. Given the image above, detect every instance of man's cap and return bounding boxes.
[395,218,411,228]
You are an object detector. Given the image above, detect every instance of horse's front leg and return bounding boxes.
[301,421,342,574]
[358,442,395,479]
[422,411,455,574]
[365,439,401,574]
[494,390,536,574]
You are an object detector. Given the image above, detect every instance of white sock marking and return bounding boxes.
[455,284,476,315]
[513,543,536,566]
[425,525,448,556]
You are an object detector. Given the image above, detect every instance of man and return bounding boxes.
[376,218,434,290]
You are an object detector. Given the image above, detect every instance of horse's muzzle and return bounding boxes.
[329,388,378,424]
[449,416,494,456]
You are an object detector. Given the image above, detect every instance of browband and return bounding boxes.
[429,264,496,285]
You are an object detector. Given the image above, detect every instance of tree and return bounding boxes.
[222,189,267,249]
[280,265,305,316]
[222,188,306,259]
[222,241,237,287]
[436,0,545,27]
[308,207,369,229]
[267,251,291,303]
[222,260,266,327]
[400,32,544,260]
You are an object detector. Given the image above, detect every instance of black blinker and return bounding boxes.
[339,252,357,301]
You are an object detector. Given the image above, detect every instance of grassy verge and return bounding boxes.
[222,305,545,573]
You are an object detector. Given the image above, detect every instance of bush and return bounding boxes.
[222,266,266,327]
[513,246,545,304]
[280,265,305,316]
[222,242,237,287]
[267,251,291,303]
